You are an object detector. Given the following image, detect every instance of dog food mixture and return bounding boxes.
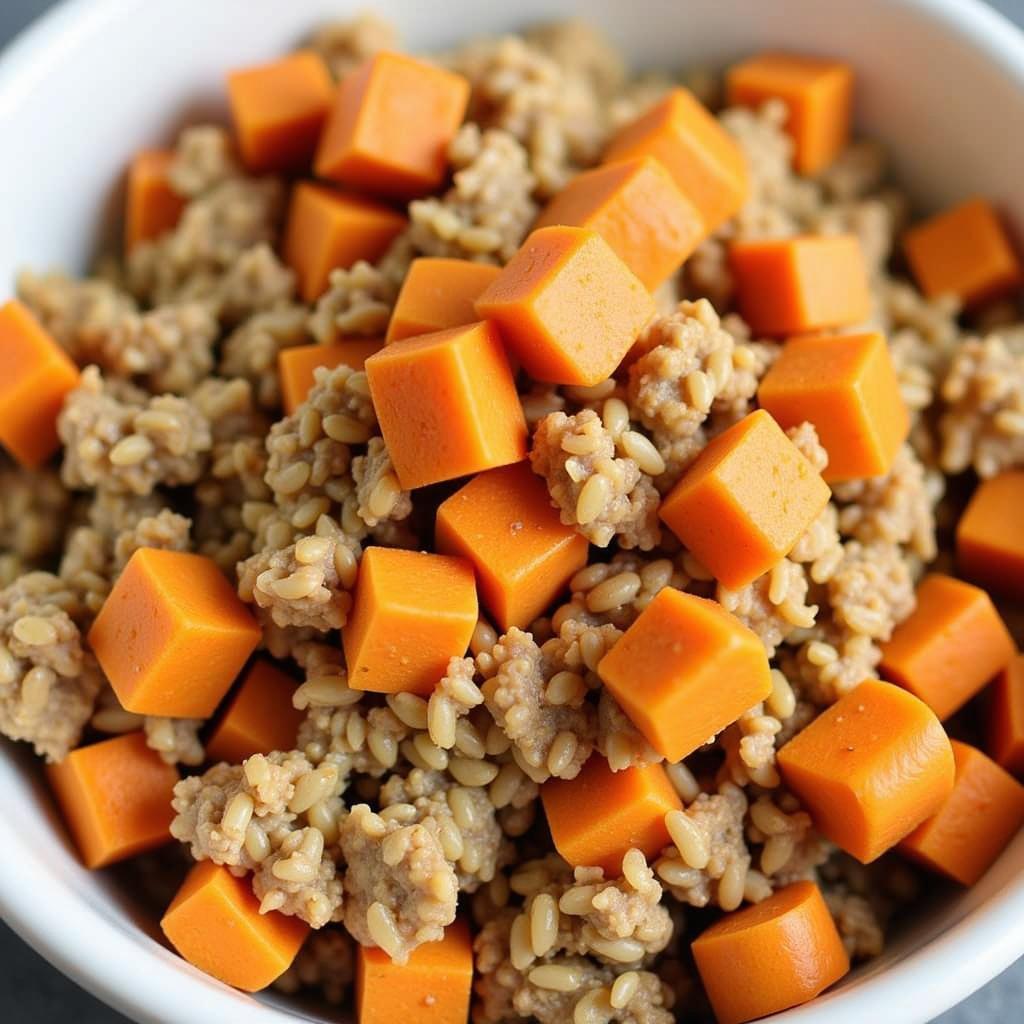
[3,13,1024,1024]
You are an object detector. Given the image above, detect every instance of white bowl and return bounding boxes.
[1,0,1023,1021]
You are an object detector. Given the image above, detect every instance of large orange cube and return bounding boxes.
[315,51,470,199]
[603,87,748,233]
[125,149,184,251]
[0,299,80,468]
[989,656,1024,777]
[364,321,527,490]
[475,226,656,386]
[659,410,831,590]
[435,461,589,630]
[47,732,178,869]
[278,339,383,414]
[343,547,478,696]
[88,548,262,717]
[598,588,772,762]
[757,331,909,481]
[956,471,1024,597]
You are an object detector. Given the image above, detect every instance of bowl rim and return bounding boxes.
[1,0,1024,1021]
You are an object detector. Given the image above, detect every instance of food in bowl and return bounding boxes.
[1,10,1023,1023]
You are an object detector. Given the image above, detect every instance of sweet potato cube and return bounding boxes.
[956,471,1024,597]
[903,198,1022,307]
[474,226,656,386]
[344,547,477,696]
[989,656,1024,777]
[534,156,704,289]
[88,548,261,717]
[283,182,407,302]
[386,258,501,343]
[356,918,473,1024]
[726,53,854,174]
[125,149,184,251]
[730,235,871,336]
[541,756,681,874]
[161,860,308,991]
[46,732,178,869]
[597,588,772,762]
[0,299,80,468]
[435,462,589,630]
[227,50,334,173]
[364,321,526,489]
[206,660,302,764]
[658,410,831,590]
[278,339,383,414]
[315,51,470,199]
[603,88,748,233]
[778,679,955,863]
[880,573,1015,721]
[900,740,1024,886]
[757,331,909,481]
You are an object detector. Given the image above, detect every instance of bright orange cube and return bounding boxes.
[356,919,473,1024]
[541,756,681,875]
[598,588,772,762]
[88,548,261,717]
[343,547,478,696]
[47,732,178,869]
[659,410,831,590]
[125,149,184,251]
[989,656,1024,777]
[603,87,748,233]
[956,471,1024,597]
[880,573,1015,721]
[386,258,501,343]
[534,156,704,289]
[730,235,871,337]
[205,660,302,764]
[0,299,80,468]
[903,198,1022,307]
[283,181,407,302]
[435,461,589,630]
[315,51,470,199]
[727,52,854,174]
[365,321,527,490]
[757,331,909,481]
[475,226,656,386]
[227,50,334,173]
[278,339,383,414]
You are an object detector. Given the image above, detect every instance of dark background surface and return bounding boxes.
[1,0,1022,1020]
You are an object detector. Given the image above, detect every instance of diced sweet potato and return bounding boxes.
[956,471,1024,597]
[278,339,383,414]
[989,656,1024,777]
[124,149,184,251]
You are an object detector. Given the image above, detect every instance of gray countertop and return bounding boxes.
[0,0,1022,1020]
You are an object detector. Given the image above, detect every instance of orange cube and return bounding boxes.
[315,51,469,199]
[726,53,854,174]
[364,321,527,490]
[534,156,704,289]
[757,331,909,481]
[386,258,501,343]
[659,410,831,590]
[903,198,1022,307]
[730,235,871,337]
[206,660,302,764]
[162,860,308,991]
[956,471,1024,597]
[47,732,178,869]
[603,88,748,233]
[343,547,478,696]
[125,149,184,251]
[778,679,955,863]
[356,919,473,1024]
[283,182,407,302]
[900,740,1024,886]
[0,299,80,468]
[880,573,1015,721]
[598,588,771,762]
[88,548,261,717]
[278,339,383,414]
[475,226,656,386]
[989,656,1024,777]
[435,462,589,630]
[541,755,681,874]
[227,50,334,173]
